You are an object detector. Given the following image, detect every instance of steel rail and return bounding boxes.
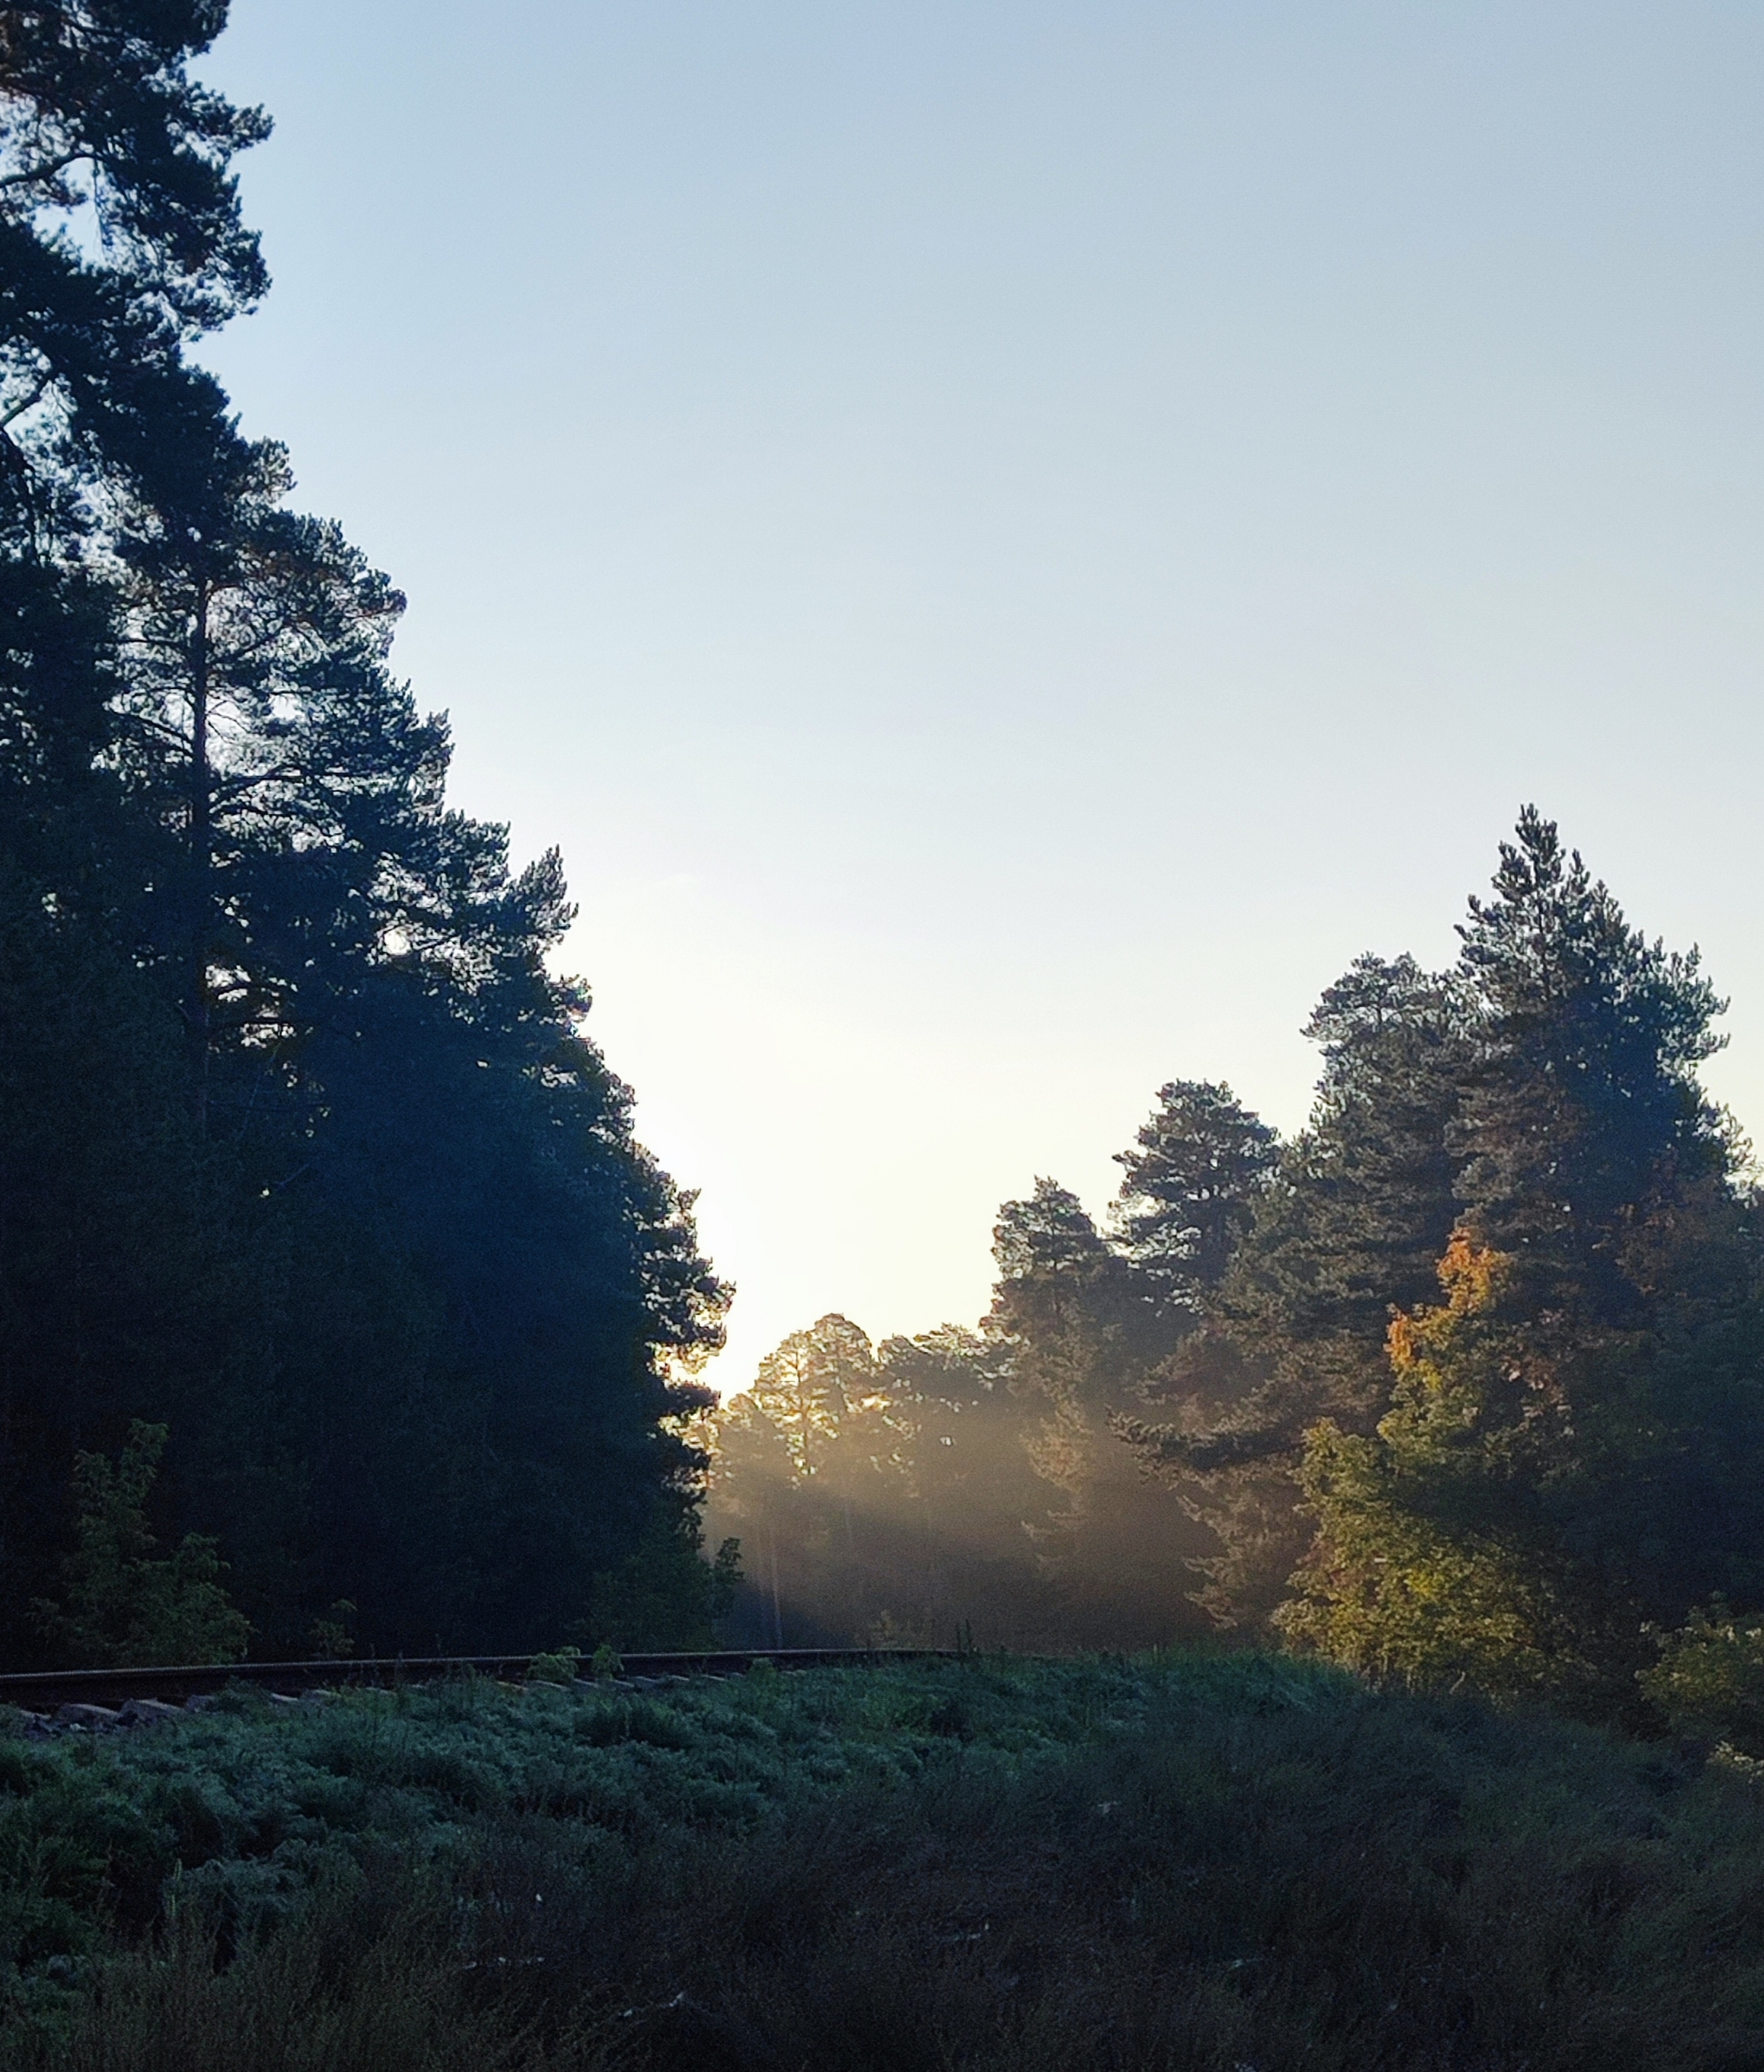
[0,1648,960,1714]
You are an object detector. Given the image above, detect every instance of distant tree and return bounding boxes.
[1453,806,1730,1322]
[1113,1080,1276,1306]
[705,1316,1065,1650]
[706,1316,913,1646]
[701,1386,802,1646]
[875,1324,1060,1646]
[986,1180,1213,1648]
[747,1314,885,1483]
[987,1181,1134,1524]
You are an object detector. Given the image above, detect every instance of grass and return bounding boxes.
[2,1652,1762,2068]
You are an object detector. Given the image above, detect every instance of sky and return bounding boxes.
[195,1,1764,1388]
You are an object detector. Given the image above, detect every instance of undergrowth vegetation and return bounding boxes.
[2,1655,1763,2069]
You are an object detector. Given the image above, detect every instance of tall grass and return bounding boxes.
[6,1655,1764,2069]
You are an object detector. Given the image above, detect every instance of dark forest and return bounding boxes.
[0,2,728,1667]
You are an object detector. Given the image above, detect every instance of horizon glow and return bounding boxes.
[195,1,1764,1387]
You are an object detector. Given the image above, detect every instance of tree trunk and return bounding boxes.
[186,577,212,1134]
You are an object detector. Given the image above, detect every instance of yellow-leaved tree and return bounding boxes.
[1276,1234,1589,1701]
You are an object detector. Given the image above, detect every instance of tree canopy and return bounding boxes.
[707,812,1764,1739]
[0,1,729,1664]
[9,9,1762,1731]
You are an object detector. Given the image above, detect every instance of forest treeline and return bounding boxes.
[9,8,1764,1750]
[0,4,730,1665]
[705,813,1764,1735]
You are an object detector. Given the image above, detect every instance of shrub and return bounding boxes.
[1641,1598,1764,1752]
[30,1423,251,1669]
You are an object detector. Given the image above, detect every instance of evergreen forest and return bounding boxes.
[7,0,1764,1759]
[0,2,730,1668]
[12,11,1764,2066]
[706,810,1764,1741]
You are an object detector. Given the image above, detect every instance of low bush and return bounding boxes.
[3,1655,1762,2068]
[1641,1599,1764,1754]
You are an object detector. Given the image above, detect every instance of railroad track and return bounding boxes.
[0,1648,959,1718]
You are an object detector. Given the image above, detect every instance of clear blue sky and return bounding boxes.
[197,2,1764,1385]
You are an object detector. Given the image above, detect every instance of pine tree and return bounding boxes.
[1453,806,1730,1322]
[0,4,733,1664]
[986,1180,1212,1647]
[1115,985,1466,1627]
[1279,818,1764,1716]
[1113,1080,1276,1307]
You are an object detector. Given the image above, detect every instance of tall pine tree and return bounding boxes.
[0,3,730,1664]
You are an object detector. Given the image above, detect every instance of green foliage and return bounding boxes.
[30,1423,249,1669]
[4,1658,1764,2068]
[1277,1240,1569,1695]
[0,3,729,1664]
[582,1507,740,1652]
[306,1603,357,1661]
[1113,1078,1277,1304]
[1280,1432,1570,1691]
[588,1643,622,1681]
[1641,1600,1764,1754]
[526,1647,581,1688]
[1281,1201,1764,1721]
